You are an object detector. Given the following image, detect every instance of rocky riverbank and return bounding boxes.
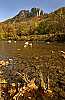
[2,33,65,43]
[0,42,65,100]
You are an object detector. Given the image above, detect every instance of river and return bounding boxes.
[0,41,65,56]
[0,41,65,100]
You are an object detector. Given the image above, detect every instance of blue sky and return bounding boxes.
[0,0,65,21]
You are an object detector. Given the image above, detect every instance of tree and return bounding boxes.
[31,8,44,17]
[31,8,37,16]
[36,21,49,34]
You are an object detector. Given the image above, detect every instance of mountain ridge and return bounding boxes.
[0,7,65,41]
[2,7,65,23]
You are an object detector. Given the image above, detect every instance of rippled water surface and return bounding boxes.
[0,41,65,57]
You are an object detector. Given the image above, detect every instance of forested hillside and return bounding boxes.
[0,7,65,41]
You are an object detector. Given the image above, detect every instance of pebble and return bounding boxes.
[0,47,65,100]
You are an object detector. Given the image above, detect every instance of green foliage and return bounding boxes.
[36,21,48,34]
[0,7,65,40]
[31,8,43,16]
[31,8,38,16]
[36,13,65,35]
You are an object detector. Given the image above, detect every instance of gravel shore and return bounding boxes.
[0,42,65,100]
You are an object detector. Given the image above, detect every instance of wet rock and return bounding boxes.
[59,91,65,99]
[35,57,39,60]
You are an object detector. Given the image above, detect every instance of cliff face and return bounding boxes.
[4,8,44,23]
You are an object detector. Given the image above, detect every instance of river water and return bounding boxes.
[0,41,65,99]
[0,41,65,56]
